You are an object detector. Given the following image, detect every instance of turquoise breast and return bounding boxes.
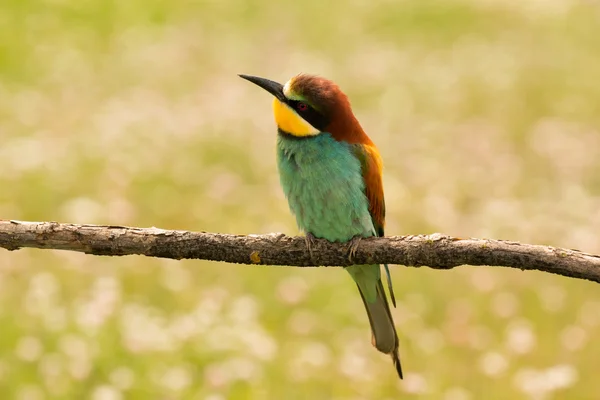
[276,132,375,242]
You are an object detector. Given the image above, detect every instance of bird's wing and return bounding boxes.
[353,143,386,237]
[353,143,396,307]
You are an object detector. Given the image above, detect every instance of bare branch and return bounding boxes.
[1,220,599,283]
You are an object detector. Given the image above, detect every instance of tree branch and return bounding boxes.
[1,220,599,283]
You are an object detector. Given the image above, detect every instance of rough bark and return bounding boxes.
[1,220,599,283]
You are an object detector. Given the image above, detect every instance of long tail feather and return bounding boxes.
[356,279,403,379]
[383,263,396,308]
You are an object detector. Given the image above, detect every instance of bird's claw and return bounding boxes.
[347,236,362,263]
[305,232,316,260]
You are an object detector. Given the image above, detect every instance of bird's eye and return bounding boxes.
[297,102,308,111]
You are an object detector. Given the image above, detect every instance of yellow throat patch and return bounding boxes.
[272,98,319,137]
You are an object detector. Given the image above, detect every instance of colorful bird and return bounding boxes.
[240,73,402,379]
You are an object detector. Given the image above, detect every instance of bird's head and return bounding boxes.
[239,73,370,143]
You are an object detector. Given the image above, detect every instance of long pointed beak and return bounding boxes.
[239,74,286,102]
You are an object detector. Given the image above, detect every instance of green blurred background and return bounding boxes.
[1,0,599,398]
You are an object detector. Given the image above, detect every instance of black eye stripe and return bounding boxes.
[287,100,329,131]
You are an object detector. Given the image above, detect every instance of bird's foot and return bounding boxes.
[304,232,317,260]
[347,236,362,263]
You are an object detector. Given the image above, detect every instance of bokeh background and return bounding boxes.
[1,0,600,399]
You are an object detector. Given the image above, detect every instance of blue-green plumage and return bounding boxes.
[277,132,384,303]
[277,132,375,242]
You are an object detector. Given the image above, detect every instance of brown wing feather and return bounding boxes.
[354,144,385,237]
[354,143,396,308]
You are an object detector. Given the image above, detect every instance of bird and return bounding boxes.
[239,73,402,379]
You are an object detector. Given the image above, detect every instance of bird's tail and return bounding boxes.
[356,279,403,379]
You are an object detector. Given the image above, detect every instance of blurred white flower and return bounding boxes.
[560,325,588,352]
[339,349,370,381]
[91,385,123,400]
[61,197,103,223]
[505,320,536,355]
[241,328,278,361]
[443,387,472,400]
[15,336,43,362]
[289,341,332,381]
[59,334,92,380]
[228,296,259,324]
[513,364,578,398]
[417,329,446,354]
[160,366,192,392]
[76,276,121,333]
[469,269,497,293]
[578,301,600,328]
[479,351,509,377]
[287,310,317,335]
[204,357,261,387]
[160,261,191,292]
[16,385,45,400]
[277,276,309,305]
[109,367,135,390]
[402,373,428,395]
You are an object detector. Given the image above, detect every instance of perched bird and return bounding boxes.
[239,73,402,379]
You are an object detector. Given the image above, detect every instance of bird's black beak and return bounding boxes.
[239,74,287,102]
